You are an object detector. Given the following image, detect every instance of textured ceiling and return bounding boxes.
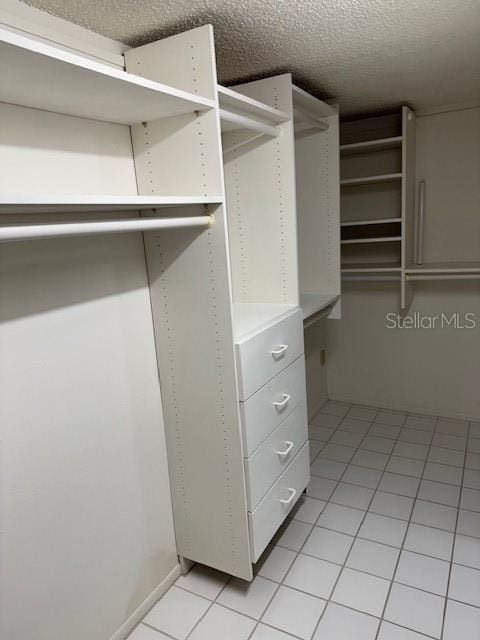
[21,0,480,116]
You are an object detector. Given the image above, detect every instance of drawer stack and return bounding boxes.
[235,308,310,562]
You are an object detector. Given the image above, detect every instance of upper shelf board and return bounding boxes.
[0,196,224,214]
[340,136,403,155]
[0,27,215,125]
[218,84,290,134]
[341,173,403,187]
[300,293,340,321]
[406,262,480,274]
[341,263,401,273]
[341,217,402,227]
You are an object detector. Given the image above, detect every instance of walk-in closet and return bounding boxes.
[1,1,479,640]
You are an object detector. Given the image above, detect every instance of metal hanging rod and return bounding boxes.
[220,109,280,138]
[0,215,213,242]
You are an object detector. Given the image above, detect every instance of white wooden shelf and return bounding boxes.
[233,302,297,341]
[340,173,403,186]
[0,196,224,214]
[300,293,339,321]
[0,27,215,125]
[218,84,289,135]
[340,136,403,155]
[341,217,402,227]
[406,262,480,274]
[341,236,401,245]
[341,263,401,273]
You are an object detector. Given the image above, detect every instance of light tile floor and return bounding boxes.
[128,401,480,640]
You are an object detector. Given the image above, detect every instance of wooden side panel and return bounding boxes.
[124,25,216,100]
[144,206,251,579]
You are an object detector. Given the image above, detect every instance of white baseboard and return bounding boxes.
[330,394,480,423]
[109,563,182,640]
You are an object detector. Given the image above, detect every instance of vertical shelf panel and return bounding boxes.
[128,28,252,579]
[401,106,416,309]
[223,75,298,305]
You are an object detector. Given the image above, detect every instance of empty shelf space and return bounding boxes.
[340,173,402,186]
[341,263,401,273]
[233,302,297,341]
[0,27,214,125]
[218,84,289,136]
[0,196,223,214]
[340,136,403,155]
[341,236,401,245]
[406,262,480,274]
[300,293,339,320]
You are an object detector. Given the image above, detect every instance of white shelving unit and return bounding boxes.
[339,107,416,305]
[340,136,402,154]
[340,173,402,186]
[341,217,402,227]
[0,26,214,125]
[341,236,401,245]
[293,86,341,323]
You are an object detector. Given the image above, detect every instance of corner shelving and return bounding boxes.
[339,107,416,307]
[341,236,401,245]
[340,173,402,187]
[0,27,215,125]
[341,217,402,227]
[340,136,402,155]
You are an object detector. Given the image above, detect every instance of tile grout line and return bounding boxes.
[439,419,470,640]
[306,405,384,639]
[373,413,440,640]
[136,403,478,640]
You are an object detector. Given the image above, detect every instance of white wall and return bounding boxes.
[0,231,178,640]
[325,106,480,421]
[0,6,179,637]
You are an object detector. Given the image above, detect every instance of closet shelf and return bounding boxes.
[218,84,289,135]
[406,262,480,275]
[341,236,401,245]
[340,136,403,155]
[341,263,401,273]
[233,302,297,341]
[340,173,402,186]
[300,293,339,321]
[341,217,402,227]
[0,27,215,125]
[0,196,223,214]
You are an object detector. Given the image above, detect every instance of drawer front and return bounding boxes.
[235,309,304,400]
[240,355,306,457]
[245,401,308,510]
[248,442,310,562]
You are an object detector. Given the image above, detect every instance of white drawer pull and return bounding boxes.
[273,393,291,410]
[279,487,297,505]
[276,440,294,457]
[271,344,288,358]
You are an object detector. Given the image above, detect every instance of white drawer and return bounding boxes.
[248,442,310,562]
[245,401,308,510]
[235,309,304,400]
[240,355,306,457]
